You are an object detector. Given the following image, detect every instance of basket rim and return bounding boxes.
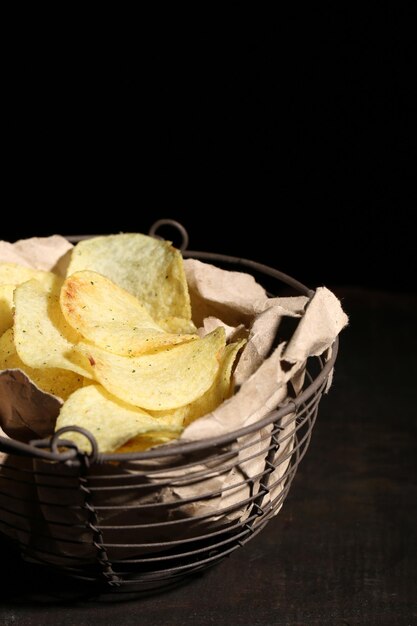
[0,240,337,464]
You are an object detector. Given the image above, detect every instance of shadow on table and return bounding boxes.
[0,533,201,606]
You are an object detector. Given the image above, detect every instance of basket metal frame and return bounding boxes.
[0,221,338,593]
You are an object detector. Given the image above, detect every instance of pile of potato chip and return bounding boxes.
[0,234,245,453]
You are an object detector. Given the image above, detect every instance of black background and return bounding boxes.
[3,8,416,291]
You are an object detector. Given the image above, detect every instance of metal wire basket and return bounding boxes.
[0,220,338,594]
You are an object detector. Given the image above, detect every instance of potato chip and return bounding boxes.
[13,279,92,378]
[60,271,197,356]
[0,265,59,338]
[1,267,61,337]
[0,328,14,366]
[0,284,15,336]
[183,338,246,426]
[0,329,84,400]
[55,385,182,454]
[65,233,192,323]
[157,316,198,334]
[0,262,58,288]
[115,432,179,453]
[150,338,246,427]
[116,339,246,451]
[76,327,226,410]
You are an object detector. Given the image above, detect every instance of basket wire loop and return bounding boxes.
[148,218,189,252]
[50,426,99,463]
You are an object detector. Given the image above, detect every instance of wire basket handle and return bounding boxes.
[148,219,189,252]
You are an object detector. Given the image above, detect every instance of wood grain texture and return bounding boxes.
[0,288,416,625]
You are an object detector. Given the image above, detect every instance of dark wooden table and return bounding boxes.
[1,288,416,625]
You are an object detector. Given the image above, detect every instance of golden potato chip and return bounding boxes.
[183,338,246,426]
[0,328,14,365]
[150,338,246,427]
[14,279,92,378]
[65,233,192,323]
[76,327,226,410]
[60,271,197,356]
[0,262,58,288]
[116,339,246,451]
[115,432,179,453]
[157,316,198,334]
[0,284,15,336]
[1,268,61,337]
[55,385,182,454]
[0,329,84,400]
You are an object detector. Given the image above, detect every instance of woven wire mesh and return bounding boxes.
[0,225,338,593]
